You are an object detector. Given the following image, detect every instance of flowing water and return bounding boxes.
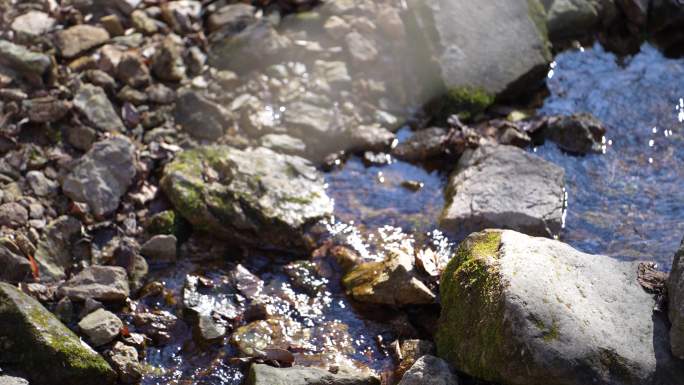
[140,43,684,383]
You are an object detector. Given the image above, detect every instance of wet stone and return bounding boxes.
[541,113,606,154]
[78,308,123,346]
[141,234,177,263]
[247,364,380,385]
[398,355,458,385]
[107,341,143,384]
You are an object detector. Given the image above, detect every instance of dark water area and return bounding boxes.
[538,43,684,269]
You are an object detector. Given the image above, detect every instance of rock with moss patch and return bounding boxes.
[544,0,616,40]
[436,229,684,385]
[160,146,333,252]
[408,0,551,104]
[440,144,565,238]
[342,248,435,306]
[0,282,115,385]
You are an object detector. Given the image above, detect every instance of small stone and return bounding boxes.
[0,202,28,228]
[345,31,378,63]
[208,3,255,34]
[54,296,74,324]
[151,36,186,82]
[0,39,51,78]
[174,90,227,140]
[73,83,125,132]
[140,234,177,263]
[33,216,82,281]
[11,11,56,36]
[108,342,143,384]
[65,124,97,151]
[55,25,110,58]
[78,308,123,346]
[26,170,57,197]
[58,265,130,302]
[61,136,137,217]
[0,375,29,385]
[398,355,458,385]
[131,10,158,35]
[100,15,125,37]
[146,83,175,104]
[324,16,352,39]
[247,364,379,385]
[0,238,32,283]
[116,53,150,88]
[542,113,606,154]
[22,96,70,123]
[117,86,148,105]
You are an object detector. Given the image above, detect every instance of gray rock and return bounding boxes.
[0,375,29,385]
[182,274,237,341]
[78,308,122,346]
[207,3,256,34]
[0,203,28,228]
[392,127,449,162]
[440,145,565,238]
[408,0,550,100]
[668,239,684,358]
[62,136,136,217]
[151,36,186,82]
[398,355,458,385]
[11,11,56,36]
[0,238,32,283]
[107,342,142,384]
[545,0,612,38]
[161,146,333,252]
[26,170,57,197]
[0,282,115,385]
[208,21,292,73]
[342,248,435,306]
[259,134,307,156]
[542,113,606,154]
[282,101,334,137]
[65,124,97,152]
[175,90,227,140]
[33,216,82,281]
[73,84,125,132]
[436,229,684,385]
[55,25,110,58]
[116,52,150,88]
[58,266,130,302]
[140,234,177,263]
[247,364,379,385]
[0,39,51,79]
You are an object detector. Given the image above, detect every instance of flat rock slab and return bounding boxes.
[58,266,130,302]
[440,145,565,238]
[246,364,379,385]
[0,283,115,385]
[437,230,684,385]
[408,0,550,98]
[55,25,110,58]
[161,146,333,252]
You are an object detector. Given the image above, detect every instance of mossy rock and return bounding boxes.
[160,146,333,253]
[0,282,115,385]
[436,230,684,385]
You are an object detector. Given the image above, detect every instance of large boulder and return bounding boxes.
[407,0,551,104]
[544,0,617,40]
[0,283,115,385]
[61,136,137,217]
[668,238,684,358]
[436,229,684,385]
[160,146,333,252]
[440,145,565,238]
[246,364,379,385]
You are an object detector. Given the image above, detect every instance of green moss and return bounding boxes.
[436,230,508,381]
[447,87,495,121]
[342,261,386,299]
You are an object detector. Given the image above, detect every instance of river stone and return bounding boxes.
[544,0,613,39]
[342,248,436,306]
[668,238,684,358]
[11,11,56,36]
[398,355,458,385]
[408,0,550,101]
[58,266,130,302]
[246,363,380,385]
[160,146,333,252]
[73,84,125,132]
[436,229,684,385]
[78,308,122,346]
[0,376,28,385]
[140,234,177,263]
[0,203,28,228]
[542,113,606,154]
[107,342,142,384]
[0,238,32,283]
[440,145,565,238]
[0,282,115,385]
[175,90,228,140]
[33,216,82,281]
[0,39,51,78]
[62,136,136,217]
[55,25,110,58]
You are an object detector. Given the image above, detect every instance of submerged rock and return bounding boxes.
[0,282,115,385]
[398,355,458,385]
[61,136,136,217]
[542,113,606,154]
[668,238,684,358]
[409,0,550,102]
[342,248,435,306]
[246,363,379,385]
[161,146,333,252]
[440,145,565,238]
[436,229,684,385]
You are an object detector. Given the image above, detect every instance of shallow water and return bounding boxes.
[538,43,684,268]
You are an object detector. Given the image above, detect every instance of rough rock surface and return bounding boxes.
[0,283,115,385]
[0,238,32,283]
[73,84,126,132]
[33,216,82,281]
[0,39,51,79]
[440,145,565,238]
[436,229,684,385]
[161,146,333,252]
[668,238,684,358]
[55,25,110,58]
[542,113,606,154]
[140,234,177,263]
[545,0,614,39]
[409,0,550,99]
[107,342,143,384]
[78,308,123,346]
[246,363,379,385]
[342,248,436,306]
[62,136,136,217]
[398,355,458,385]
[58,266,130,302]
[175,90,228,140]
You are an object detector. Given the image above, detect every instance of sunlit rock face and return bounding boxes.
[437,230,684,385]
[160,145,333,253]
